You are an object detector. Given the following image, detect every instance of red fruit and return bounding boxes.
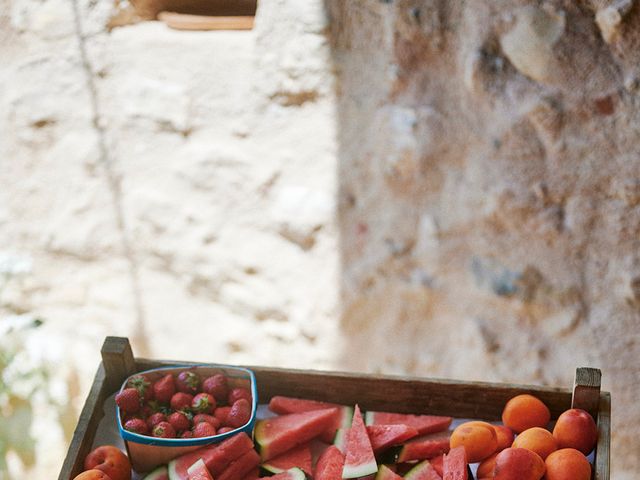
[84,445,131,480]
[146,412,167,429]
[115,388,140,414]
[215,406,231,426]
[153,374,176,404]
[227,398,251,428]
[192,393,217,414]
[168,411,191,432]
[193,414,221,428]
[181,430,194,438]
[217,426,235,434]
[153,421,177,438]
[126,374,152,402]
[176,370,201,394]
[171,392,194,412]
[193,421,217,438]
[203,374,229,403]
[228,387,251,405]
[124,418,148,435]
[140,404,153,419]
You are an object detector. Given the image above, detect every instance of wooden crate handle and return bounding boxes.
[101,336,137,393]
[572,367,601,419]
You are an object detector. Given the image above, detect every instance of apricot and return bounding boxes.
[493,447,545,480]
[73,470,113,480]
[501,394,550,433]
[450,421,498,463]
[477,452,498,478]
[545,448,591,480]
[512,427,558,460]
[84,445,131,480]
[552,408,597,454]
[494,425,514,451]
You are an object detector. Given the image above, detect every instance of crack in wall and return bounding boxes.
[70,0,150,356]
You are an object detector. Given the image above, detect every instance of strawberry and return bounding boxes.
[152,421,176,438]
[227,387,251,405]
[192,393,216,414]
[176,371,201,394]
[127,374,152,402]
[153,374,175,404]
[180,430,194,438]
[193,414,220,428]
[226,398,251,428]
[170,392,194,412]
[214,406,231,426]
[146,412,166,429]
[202,374,229,403]
[140,404,153,418]
[168,411,191,432]
[116,388,141,414]
[217,426,235,434]
[124,418,149,435]
[193,421,216,438]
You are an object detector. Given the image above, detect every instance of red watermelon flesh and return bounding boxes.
[404,460,442,480]
[241,468,259,480]
[269,396,353,442]
[430,455,444,478]
[366,424,419,454]
[343,405,378,479]
[218,448,261,480]
[396,431,451,463]
[262,442,313,476]
[255,407,339,461]
[443,446,467,480]
[365,411,452,435]
[375,465,403,480]
[269,467,308,480]
[187,459,214,480]
[168,432,253,480]
[314,445,345,480]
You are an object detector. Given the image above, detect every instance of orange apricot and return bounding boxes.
[512,427,558,460]
[73,470,113,480]
[545,448,591,480]
[494,425,514,451]
[450,421,498,463]
[493,447,545,480]
[84,445,131,480]
[477,452,498,478]
[501,394,550,433]
[552,408,597,454]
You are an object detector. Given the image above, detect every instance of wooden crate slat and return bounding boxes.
[594,392,611,480]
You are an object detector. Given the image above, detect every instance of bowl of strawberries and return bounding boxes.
[115,364,257,473]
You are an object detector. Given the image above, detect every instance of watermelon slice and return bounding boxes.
[241,468,259,480]
[404,460,442,480]
[443,446,467,480]
[366,424,419,454]
[334,428,348,453]
[390,431,451,463]
[168,432,254,479]
[256,408,339,461]
[342,405,377,479]
[431,455,444,477]
[269,396,354,442]
[365,412,452,435]
[143,465,169,480]
[269,467,308,480]
[262,443,313,476]
[315,445,345,480]
[218,448,261,480]
[187,459,214,480]
[375,465,402,480]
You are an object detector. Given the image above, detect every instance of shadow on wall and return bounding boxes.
[324,1,639,478]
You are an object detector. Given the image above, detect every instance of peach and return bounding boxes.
[493,447,545,480]
[494,425,514,451]
[545,448,591,480]
[501,394,550,433]
[512,427,558,460]
[450,421,498,463]
[73,470,113,480]
[477,452,498,478]
[84,445,131,480]
[552,408,597,454]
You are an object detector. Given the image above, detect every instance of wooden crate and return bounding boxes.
[59,337,610,479]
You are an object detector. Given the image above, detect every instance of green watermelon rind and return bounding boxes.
[374,465,399,480]
[364,411,376,426]
[142,465,169,480]
[342,459,378,479]
[404,461,432,480]
[276,467,308,480]
[187,459,213,479]
[261,463,286,474]
[333,428,347,452]
[338,406,355,429]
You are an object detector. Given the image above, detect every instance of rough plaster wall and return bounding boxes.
[0,0,338,475]
[327,0,639,477]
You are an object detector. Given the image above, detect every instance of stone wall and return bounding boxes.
[327,1,639,477]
